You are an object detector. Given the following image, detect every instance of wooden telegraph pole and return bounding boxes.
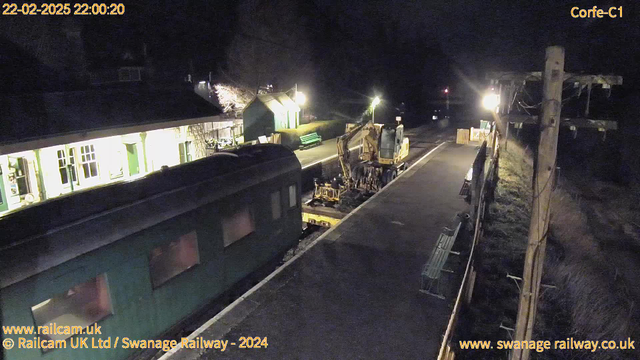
[511,46,565,360]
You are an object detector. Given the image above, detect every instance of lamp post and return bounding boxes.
[371,96,381,122]
[295,92,306,126]
[444,87,449,111]
[289,83,306,126]
[482,92,505,148]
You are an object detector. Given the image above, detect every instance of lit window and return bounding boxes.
[57,150,67,184]
[57,149,78,185]
[80,145,99,178]
[288,184,297,208]
[149,231,200,288]
[69,148,77,180]
[222,206,255,247]
[8,157,31,196]
[271,191,281,220]
[31,274,112,342]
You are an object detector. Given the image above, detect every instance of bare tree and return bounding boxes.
[214,84,254,117]
[222,0,314,94]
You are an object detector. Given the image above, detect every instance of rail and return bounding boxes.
[437,124,500,360]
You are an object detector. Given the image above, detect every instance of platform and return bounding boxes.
[294,124,439,169]
[163,142,478,360]
[295,137,361,169]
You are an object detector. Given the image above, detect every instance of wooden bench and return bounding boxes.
[299,132,322,149]
[419,220,462,299]
[459,179,471,197]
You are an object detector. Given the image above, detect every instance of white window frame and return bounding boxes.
[56,148,78,187]
[80,144,99,180]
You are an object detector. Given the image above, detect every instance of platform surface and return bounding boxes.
[166,142,477,360]
[295,137,345,169]
[294,124,440,169]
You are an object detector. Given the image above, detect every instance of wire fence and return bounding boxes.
[437,125,501,360]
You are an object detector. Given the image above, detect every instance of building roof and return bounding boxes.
[246,92,300,114]
[275,93,301,112]
[0,86,222,148]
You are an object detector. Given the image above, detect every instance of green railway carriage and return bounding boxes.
[0,144,301,360]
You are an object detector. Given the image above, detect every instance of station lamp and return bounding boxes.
[295,91,306,106]
[482,93,500,112]
[371,96,381,122]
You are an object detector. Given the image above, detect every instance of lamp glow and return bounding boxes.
[295,91,306,105]
[482,94,500,111]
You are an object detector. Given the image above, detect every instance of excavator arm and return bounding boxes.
[305,120,409,228]
[336,120,379,190]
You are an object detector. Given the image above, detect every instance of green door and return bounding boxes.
[0,166,8,212]
[126,144,140,176]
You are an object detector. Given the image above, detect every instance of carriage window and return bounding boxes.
[223,206,255,247]
[31,274,112,342]
[288,184,297,208]
[149,231,199,288]
[271,191,281,220]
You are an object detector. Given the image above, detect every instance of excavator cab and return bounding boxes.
[378,124,409,165]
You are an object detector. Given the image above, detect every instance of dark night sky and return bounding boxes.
[310,0,640,85]
[1,0,639,117]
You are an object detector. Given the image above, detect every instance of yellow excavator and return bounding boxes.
[302,119,410,227]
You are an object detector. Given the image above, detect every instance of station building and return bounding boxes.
[0,86,232,216]
[242,92,300,142]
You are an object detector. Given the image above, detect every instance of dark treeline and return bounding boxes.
[1,0,639,125]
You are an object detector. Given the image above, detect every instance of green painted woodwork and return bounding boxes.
[126,144,140,176]
[0,165,8,212]
[0,170,301,360]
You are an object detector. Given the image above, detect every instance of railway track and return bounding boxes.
[296,123,457,245]
[140,122,459,359]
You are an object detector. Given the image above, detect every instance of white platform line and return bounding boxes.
[160,141,448,359]
[300,145,362,169]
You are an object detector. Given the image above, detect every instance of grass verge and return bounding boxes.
[454,141,533,359]
[455,140,639,359]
